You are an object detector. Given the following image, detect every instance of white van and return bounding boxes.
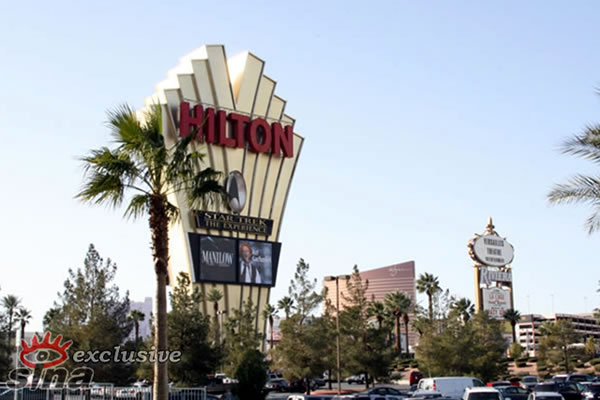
[416,377,485,398]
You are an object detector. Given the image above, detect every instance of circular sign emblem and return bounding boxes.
[225,171,246,213]
[470,234,514,267]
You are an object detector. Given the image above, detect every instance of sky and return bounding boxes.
[2,1,600,331]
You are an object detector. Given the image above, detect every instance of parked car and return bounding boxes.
[346,375,366,385]
[356,386,407,398]
[488,383,512,388]
[522,377,539,391]
[497,385,530,400]
[462,387,503,400]
[580,383,600,399]
[527,393,565,400]
[552,377,568,384]
[265,378,289,392]
[533,382,581,400]
[417,377,486,398]
[566,375,594,384]
[405,391,446,400]
[410,372,425,386]
[287,396,335,400]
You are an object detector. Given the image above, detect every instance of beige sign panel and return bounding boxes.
[482,287,511,319]
[145,45,304,340]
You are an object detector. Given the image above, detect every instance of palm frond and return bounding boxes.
[186,168,224,208]
[124,194,151,220]
[548,174,600,205]
[76,171,125,208]
[561,125,600,164]
[107,105,142,146]
[584,209,600,234]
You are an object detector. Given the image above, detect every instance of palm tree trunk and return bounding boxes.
[395,316,400,355]
[270,317,274,350]
[135,321,140,349]
[150,196,169,400]
[404,316,409,358]
[511,322,516,344]
[428,294,433,320]
[20,321,25,343]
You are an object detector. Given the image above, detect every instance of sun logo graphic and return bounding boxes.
[19,332,73,370]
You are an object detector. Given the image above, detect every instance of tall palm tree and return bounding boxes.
[277,296,294,319]
[548,126,600,233]
[262,304,277,350]
[367,299,386,329]
[450,297,475,323]
[207,288,223,343]
[2,295,21,344]
[15,307,31,342]
[77,104,222,400]
[384,291,411,357]
[416,273,441,320]
[129,310,146,348]
[504,308,521,344]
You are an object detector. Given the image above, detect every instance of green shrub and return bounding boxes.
[529,357,538,363]
[233,349,268,400]
[590,358,600,365]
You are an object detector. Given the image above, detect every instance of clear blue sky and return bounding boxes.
[2,1,600,330]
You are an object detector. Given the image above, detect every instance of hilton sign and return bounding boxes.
[179,102,294,157]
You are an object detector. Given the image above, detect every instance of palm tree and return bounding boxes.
[450,297,475,323]
[416,273,441,320]
[384,291,411,357]
[262,304,277,350]
[129,310,146,348]
[367,299,386,329]
[207,288,223,344]
[77,104,222,400]
[504,308,521,344]
[548,126,600,233]
[2,295,21,344]
[277,296,294,319]
[15,307,31,342]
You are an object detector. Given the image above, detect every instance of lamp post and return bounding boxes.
[325,274,351,395]
[216,310,227,345]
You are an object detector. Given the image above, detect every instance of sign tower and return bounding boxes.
[468,217,515,318]
[144,45,304,342]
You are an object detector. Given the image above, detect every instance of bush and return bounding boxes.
[233,349,268,400]
[589,358,600,365]
[594,365,600,373]
[529,357,538,363]
[516,361,528,368]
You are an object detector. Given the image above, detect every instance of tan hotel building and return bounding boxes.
[323,261,417,352]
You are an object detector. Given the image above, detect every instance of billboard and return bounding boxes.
[188,233,280,287]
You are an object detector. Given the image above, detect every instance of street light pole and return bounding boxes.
[325,274,350,396]
[336,277,341,395]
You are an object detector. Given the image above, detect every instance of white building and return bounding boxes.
[517,313,600,356]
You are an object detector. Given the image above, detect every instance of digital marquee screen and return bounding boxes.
[188,233,281,287]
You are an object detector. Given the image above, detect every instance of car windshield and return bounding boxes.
[535,385,557,392]
[524,378,538,383]
[468,393,500,400]
[537,397,561,400]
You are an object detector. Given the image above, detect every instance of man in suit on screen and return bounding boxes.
[239,242,264,284]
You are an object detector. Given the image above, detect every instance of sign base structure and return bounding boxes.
[468,217,515,319]
[144,45,304,346]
